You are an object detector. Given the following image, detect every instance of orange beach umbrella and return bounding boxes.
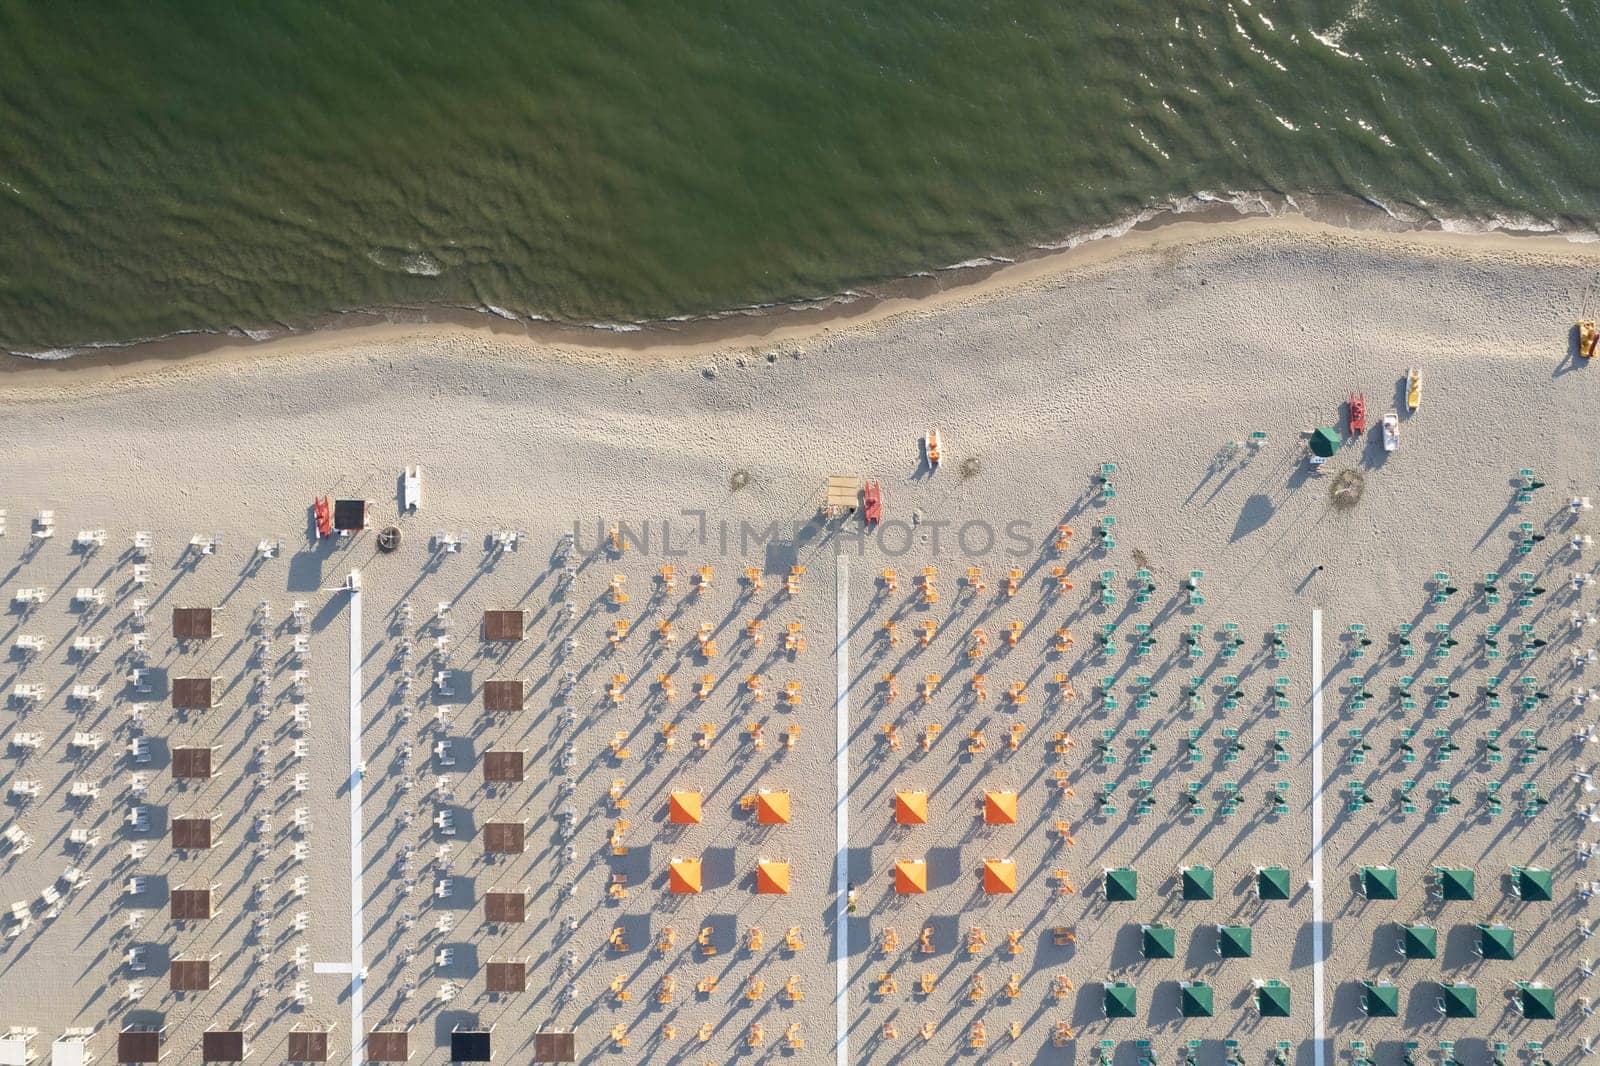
[668,791,703,825]
[756,790,791,825]
[895,859,928,894]
[894,790,929,825]
[983,791,1017,825]
[983,859,1018,894]
[668,857,703,894]
[756,859,791,895]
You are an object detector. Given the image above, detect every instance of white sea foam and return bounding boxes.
[941,256,1016,271]
[480,305,519,321]
[402,253,442,277]
[14,347,82,361]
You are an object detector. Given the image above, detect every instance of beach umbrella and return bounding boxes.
[1476,923,1516,961]
[983,791,1018,825]
[1180,865,1215,901]
[1140,924,1176,960]
[1254,981,1291,1018]
[1361,981,1399,1018]
[894,790,928,826]
[1360,866,1399,900]
[983,859,1018,894]
[1255,866,1292,901]
[756,790,791,826]
[1104,867,1138,902]
[1515,982,1555,1020]
[1436,867,1475,901]
[1512,866,1553,902]
[894,859,928,895]
[756,859,790,895]
[1309,427,1340,458]
[1178,981,1213,1018]
[1216,925,1253,959]
[668,857,703,894]
[1400,924,1438,959]
[1437,982,1477,1018]
[1102,982,1137,1019]
[668,790,703,825]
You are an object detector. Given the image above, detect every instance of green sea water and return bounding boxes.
[1,1,1598,354]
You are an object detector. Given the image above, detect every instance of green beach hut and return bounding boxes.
[1361,980,1400,1018]
[1434,866,1475,901]
[1216,924,1253,959]
[1476,923,1516,961]
[1511,866,1553,902]
[1104,867,1138,903]
[1141,924,1176,960]
[1253,979,1291,1018]
[1255,865,1291,901]
[1179,981,1214,1018]
[1180,864,1215,901]
[1514,981,1555,1021]
[1359,866,1399,900]
[1437,982,1477,1018]
[1103,981,1137,1019]
[1398,923,1438,960]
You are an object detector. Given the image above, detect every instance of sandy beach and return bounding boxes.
[2,220,1599,1065]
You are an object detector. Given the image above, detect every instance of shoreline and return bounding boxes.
[5,208,1600,391]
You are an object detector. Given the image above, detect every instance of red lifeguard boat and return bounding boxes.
[1348,392,1367,435]
[313,496,333,538]
[862,481,882,527]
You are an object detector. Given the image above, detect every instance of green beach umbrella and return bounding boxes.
[1104,867,1138,902]
[1513,866,1553,902]
[1360,866,1399,900]
[1104,982,1137,1019]
[1309,427,1340,458]
[1361,981,1400,1018]
[1141,924,1176,960]
[1254,980,1291,1018]
[1180,865,1215,901]
[1255,866,1291,901]
[1436,867,1475,901]
[1477,924,1516,961]
[1179,981,1214,1018]
[1516,983,1555,1020]
[1400,924,1438,959]
[1438,982,1477,1018]
[1216,924,1253,959]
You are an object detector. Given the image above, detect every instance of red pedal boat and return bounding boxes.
[313,496,333,538]
[1348,392,1367,435]
[862,481,882,527]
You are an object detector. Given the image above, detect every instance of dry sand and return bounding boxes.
[1,220,1599,1065]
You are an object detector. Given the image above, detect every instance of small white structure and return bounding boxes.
[404,466,423,511]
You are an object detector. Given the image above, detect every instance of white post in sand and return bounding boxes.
[1310,608,1326,1066]
[833,552,850,1066]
